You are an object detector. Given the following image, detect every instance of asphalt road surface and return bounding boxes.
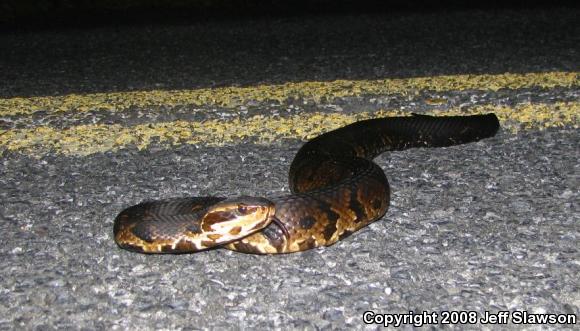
[1,7,579,330]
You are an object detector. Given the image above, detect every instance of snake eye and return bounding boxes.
[237,204,256,215]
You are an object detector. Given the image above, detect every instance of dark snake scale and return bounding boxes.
[114,113,500,254]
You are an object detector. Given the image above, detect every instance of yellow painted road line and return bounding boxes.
[1,71,577,116]
[1,102,577,156]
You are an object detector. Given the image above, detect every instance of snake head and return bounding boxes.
[199,196,278,245]
[114,196,280,254]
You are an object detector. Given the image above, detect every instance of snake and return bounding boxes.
[114,113,499,254]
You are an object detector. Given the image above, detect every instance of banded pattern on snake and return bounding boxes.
[114,113,499,254]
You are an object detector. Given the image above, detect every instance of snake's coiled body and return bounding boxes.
[114,114,499,254]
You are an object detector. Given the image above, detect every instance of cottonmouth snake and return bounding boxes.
[114,113,500,254]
